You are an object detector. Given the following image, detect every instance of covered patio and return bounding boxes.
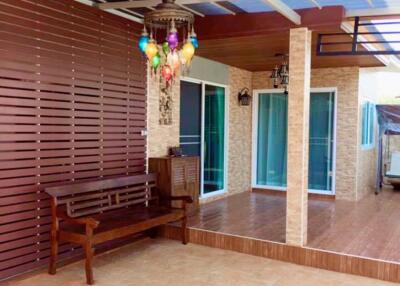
[187,189,400,262]
[2,0,400,285]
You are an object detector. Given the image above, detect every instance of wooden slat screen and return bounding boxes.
[0,0,146,280]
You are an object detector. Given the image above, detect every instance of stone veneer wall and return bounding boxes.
[147,72,180,158]
[252,67,361,201]
[227,67,253,195]
[147,63,252,201]
[148,64,375,202]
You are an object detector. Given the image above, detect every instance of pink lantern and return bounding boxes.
[162,65,173,82]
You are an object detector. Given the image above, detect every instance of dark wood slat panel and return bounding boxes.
[0,0,145,281]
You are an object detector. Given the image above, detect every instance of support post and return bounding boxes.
[286,28,312,246]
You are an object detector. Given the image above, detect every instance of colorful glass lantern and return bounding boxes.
[152,54,161,69]
[138,28,149,53]
[162,65,173,82]
[145,39,158,61]
[167,22,179,50]
[182,40,195,62]
[140,0,198,85]
[190,28,199,49]
[162,42,170,55]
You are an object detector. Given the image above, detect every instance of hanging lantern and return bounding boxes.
[138,28,149,53]
[145,38,158,61]
[270,54,289,91]
[190,28,199,49]
[152,53,161,69]
[162,42,170,55]
[182,39,195,62]
[162,65,173,82]
[270,66,280,88]
[139,0,198,84]
[167,21,179,50]
[171,51,180,71]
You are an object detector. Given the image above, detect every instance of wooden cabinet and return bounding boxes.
[149,156,200,214]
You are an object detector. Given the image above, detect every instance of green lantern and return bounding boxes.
[162,42,170,55]
[152,53,161,69]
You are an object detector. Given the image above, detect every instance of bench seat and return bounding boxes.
[61,206,184,236]
[45,174,192,285]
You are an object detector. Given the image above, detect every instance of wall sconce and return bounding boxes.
[238,88,251,106]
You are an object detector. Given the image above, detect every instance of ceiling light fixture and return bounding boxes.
[138,0,198,86]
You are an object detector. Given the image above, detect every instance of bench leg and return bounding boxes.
[85,240,95,285]
[182,216,188,245]
[49,230,58,275]
[146,227,158,239]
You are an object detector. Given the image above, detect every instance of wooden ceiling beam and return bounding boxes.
[194,6,345,40]
[262,0,301,25]
[97,0,218,10]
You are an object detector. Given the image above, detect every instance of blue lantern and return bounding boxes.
[191,36,199,49]
[190,28,199,49]
[138,28,149,53]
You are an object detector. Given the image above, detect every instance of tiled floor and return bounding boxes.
[188,189,400,263]
[5,238,398,286]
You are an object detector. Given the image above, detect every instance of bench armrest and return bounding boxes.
[56,210,100,229]
[161,195,193,214]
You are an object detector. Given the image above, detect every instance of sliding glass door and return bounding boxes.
[253,89,336,193]
[180,79,227,198]
[203,85,226,194]
[255,92,288,188]
[309,92,335,192]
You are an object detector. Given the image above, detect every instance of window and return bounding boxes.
[362,101,375,148]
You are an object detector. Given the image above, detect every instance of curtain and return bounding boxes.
[204,85,225,194]
[308,92,334,191]
[256,93,288,187]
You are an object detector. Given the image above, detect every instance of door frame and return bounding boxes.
[251,87,337,195]
[180,76,229,199]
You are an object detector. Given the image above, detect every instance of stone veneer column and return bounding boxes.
[286,28,311,246]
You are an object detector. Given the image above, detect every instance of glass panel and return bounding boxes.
[308,92,335,191]
[369,103,375,144]
[179,81,202,156]
[204,85,225,194]
[256,93,288,187]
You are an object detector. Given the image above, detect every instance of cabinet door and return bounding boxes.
[184,158,200,213]
[171,158,186,208]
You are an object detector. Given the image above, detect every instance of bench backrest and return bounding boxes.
[45,174,157,218]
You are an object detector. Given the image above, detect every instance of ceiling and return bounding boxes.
[196,31,383,71]
[87,0,400,19]
[78,0,400,71]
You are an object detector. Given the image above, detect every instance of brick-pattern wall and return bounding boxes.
[227,67,253,195]
[147,72,180,157]
[148,64,368,202]
[147,66,252,201]
[286,28,311,245]
[312,67,360,201]
[253,67,361,201]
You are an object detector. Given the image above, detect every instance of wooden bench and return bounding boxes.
[45,173,192,285]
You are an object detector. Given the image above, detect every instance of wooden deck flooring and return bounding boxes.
[187,189,400,263]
